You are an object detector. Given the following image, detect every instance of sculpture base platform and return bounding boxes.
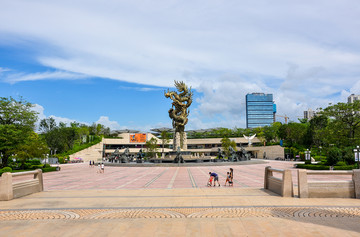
[168,151,191,159]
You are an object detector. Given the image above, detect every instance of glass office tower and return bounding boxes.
[246,93,276,128]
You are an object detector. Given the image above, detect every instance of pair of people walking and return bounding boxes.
[97,163,105,173]
[208,168,233,187]
[225,168,233,186]
[89,160,95,167]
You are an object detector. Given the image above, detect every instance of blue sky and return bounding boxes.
[1,0,360,131]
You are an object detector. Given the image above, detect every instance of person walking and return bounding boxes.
[209,172,220,187]
[225,172,231,186]
[97,163,101,173]
[101,163,105,173]
[229,168,234,186]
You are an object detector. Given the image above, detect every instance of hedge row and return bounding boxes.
[0,166,58,176]
[42,167,58,172]
[0,167,12,176]
[296,164,355,170]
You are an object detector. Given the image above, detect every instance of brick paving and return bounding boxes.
[1,160,359,236]
[41,160,351,190]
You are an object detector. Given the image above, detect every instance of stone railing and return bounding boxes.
[264,166,293,197]
[0,169,44,201]
[298,169,360,198]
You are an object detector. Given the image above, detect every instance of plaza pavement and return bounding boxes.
[1,160,359,236]
[41,160,352,190]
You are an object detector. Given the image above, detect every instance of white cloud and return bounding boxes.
[1,0,359,87]
[1,0,360,128]
[2,70,88,83]
[118,86,164,92]
[32,103,89,130]
[0,67,10,73]
[96,116,122,130]
[32,104,46,120]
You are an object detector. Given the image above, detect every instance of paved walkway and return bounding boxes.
[1,160,359,236]
[38,160,351,190]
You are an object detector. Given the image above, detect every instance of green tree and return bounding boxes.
[159,131,171,158]
[77,124,90,144]
[145,137,158,158]
[39,117,56,133]
[0,97,38,167]
[221,137,236,157]
[277,122,308,147]
[326,147,341,166]
[17,132,48,168]
[309,115,328,147]
[44,127,66,153]
[96,124,104,136]
[320,101,360,146]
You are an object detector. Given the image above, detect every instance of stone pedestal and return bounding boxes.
[173,132,187,151]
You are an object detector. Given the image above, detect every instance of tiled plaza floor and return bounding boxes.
[1,160,359,236]
[38,160,352,191]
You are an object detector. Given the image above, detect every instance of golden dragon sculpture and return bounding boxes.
[164,81,193,133]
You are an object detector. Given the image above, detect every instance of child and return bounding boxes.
[207,176,214,187]
[225,172,231,186]
[209,172,220,187]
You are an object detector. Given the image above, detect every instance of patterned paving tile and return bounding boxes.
[1,207,359,220]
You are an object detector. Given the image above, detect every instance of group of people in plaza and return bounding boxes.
[208,168,233,187]
[89,160,96,167]
[89,160,105,173]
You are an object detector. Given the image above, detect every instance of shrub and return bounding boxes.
[343,149,355,165]
[42,167,57,172]
[313,155,326,161]
[58,157,65,164]
[326,148,341,166]
[296,164,329,170]
[335,161,346,166]
[333,165,355,170]
[296,163,355,170]
[0,167,12,176]
[30,159,41,165]
[2,167,12,172]
[30,165,44,169]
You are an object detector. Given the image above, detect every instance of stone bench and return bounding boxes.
[0,169,43,201]
[298,169,360,198]
[264,166,293,197]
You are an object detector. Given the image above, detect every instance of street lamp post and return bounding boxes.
[305,149,311,163]
[353,146,360,169]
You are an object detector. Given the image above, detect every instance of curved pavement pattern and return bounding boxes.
[1,207,360,220]
[1,160,359,236]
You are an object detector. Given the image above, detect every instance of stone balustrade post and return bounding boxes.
[297,169,309,198]
[264,166,271,189]
[0,172,13,201]
[353,169,360,199]
[282,169,294,197]
[34,169,44,192]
